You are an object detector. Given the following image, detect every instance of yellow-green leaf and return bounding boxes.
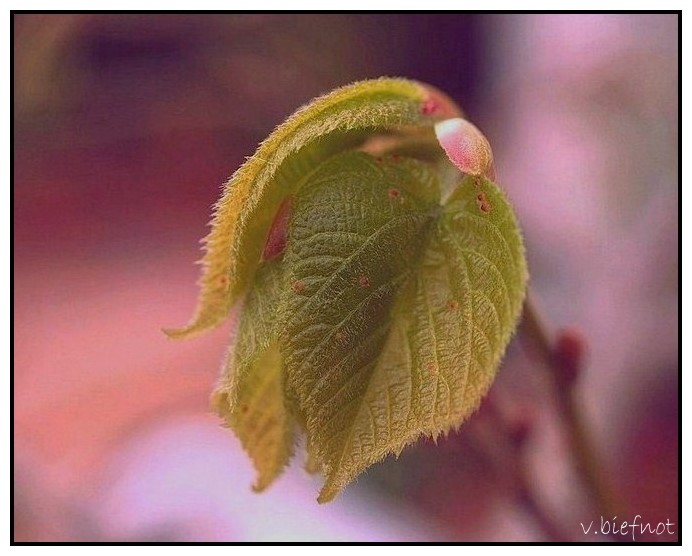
[168,78,528,503]
[278,152,527,502]
[166,77,460,340]
[211,260,294,492]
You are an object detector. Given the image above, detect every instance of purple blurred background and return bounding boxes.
[13,13,678,542]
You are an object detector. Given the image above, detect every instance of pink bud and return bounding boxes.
[553,327,586,386]
[508,409,535,448]
[434,117,494,178]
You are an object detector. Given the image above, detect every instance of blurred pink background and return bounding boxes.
[13,13,678,542]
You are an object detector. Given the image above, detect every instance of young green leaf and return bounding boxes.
[211,260,294,491]
[279,152,527,502]
[166,78,461,340]
[167,78,528,502]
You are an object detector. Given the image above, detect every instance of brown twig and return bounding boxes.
[474,393,573,541]
[520,291,620,520]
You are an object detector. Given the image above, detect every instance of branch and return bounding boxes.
[520,291,620,520]
[472,393,573,541]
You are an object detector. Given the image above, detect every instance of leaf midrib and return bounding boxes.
[286,210,434,332]
[323,208,441,481]
[324,193,510,486]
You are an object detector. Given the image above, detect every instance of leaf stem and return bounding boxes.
[521,292,620,520]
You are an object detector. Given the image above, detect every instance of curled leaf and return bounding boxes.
[166,78,460,339]
[169,78,527,502]
[211,260,294,491]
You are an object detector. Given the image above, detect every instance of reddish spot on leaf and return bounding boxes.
[240,404,249,414]
[447,299,459,311]
[420,97,438,115]
[388,188,401,199]
[358,274,370,288]
[418,84,463,119]
[426,362,438,374]
[390,154,402,163]
[262,197,293,261]
[291,280,305,293]
[476,192,492,214]
[217,275,229,290]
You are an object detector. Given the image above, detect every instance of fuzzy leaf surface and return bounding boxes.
[167,78,460,339]
[212,260,293,491]
[279,152,527,501]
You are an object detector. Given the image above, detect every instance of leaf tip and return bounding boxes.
[251,480,271,493]
[163,288,232,340]
[316,467,350,503]
[316,485,340,504]
[161,326,192,340]
[161,319,216,340]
